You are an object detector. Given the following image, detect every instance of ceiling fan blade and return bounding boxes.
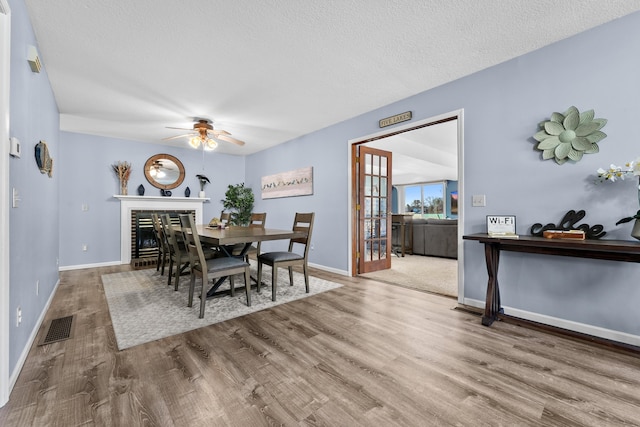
[211,129,231,136]
[165,126,194,131]
[216,134,245,146]
[162,133,193,141]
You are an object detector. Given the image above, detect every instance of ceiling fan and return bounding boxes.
[163,119,245,150]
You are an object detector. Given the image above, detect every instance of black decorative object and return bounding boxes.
[530,209,606,239]
[160,189,172,197]
[137,184,145,196]
[185,186,191,197]
[35,140,53,177]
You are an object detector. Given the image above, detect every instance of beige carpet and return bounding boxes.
[360,254,458,297]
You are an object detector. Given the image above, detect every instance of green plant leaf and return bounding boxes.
[542,149,555,160]
[592,118,608,129]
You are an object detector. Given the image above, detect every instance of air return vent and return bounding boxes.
[39,315,74,345]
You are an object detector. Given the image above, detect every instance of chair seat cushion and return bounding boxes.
[259,251,303,263]
[205,257,249,273]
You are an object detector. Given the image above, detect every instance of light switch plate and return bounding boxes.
[472,194,486,207]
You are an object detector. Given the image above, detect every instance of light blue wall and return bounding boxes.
[8,0,60,372]
[58,132,246,267]
[245,11,640,338]
[9,0,640,378]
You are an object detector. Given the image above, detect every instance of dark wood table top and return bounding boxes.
[195,225,305,246]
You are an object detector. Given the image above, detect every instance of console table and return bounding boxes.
[463,234,640,326]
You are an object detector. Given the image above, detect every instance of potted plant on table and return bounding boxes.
[221,183,255,226]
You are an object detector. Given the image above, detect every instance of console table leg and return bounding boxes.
[482,243,501,326]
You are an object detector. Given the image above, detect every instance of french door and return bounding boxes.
[356,145,392,273]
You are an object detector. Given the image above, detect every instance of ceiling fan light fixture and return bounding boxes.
[205,138,218,151]
[188,136,201,149]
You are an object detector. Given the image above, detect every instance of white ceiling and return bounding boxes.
[23,0,640,167]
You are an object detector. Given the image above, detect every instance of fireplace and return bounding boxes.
[115,195,207,264]
[131,210,195,264]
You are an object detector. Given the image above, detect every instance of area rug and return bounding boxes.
[360,255,457,297]
[101,263,342,350]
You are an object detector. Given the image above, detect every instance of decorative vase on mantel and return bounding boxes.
[120,181,128,196]
[199,190,205,199]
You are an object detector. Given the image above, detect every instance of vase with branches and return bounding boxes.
[112,161,132,195]
[196,174,210,198]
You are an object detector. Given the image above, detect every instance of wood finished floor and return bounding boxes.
[1,265,640,426]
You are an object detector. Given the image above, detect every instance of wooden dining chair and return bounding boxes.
[178,214,251,318]
[257,212,314,301]
[229,212,267,260]
[160,214,192,291]
[151,213,168,275]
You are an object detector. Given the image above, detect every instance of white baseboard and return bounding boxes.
[308,262,349,276]
[462,297,640,347]
[9,278,61,393]
[59,260,122,271]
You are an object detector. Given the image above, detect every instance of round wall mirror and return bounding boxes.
[144,154,185,190]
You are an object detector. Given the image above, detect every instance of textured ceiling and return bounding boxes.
[23,0,640,158]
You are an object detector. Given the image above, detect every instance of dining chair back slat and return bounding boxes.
[151,213,168,275]
[161,214,190,290]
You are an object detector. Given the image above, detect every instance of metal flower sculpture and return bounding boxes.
[533,106,607,165]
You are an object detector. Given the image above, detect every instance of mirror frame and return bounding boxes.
[144,153,185,190]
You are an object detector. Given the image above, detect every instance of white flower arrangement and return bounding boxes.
[596,158,640,182]
[596,158,640,225]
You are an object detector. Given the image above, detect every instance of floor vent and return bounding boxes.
[39,315,74,345]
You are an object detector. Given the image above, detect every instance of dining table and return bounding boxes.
[193,225,307,298]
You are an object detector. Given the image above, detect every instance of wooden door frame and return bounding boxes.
[347,110,465,302]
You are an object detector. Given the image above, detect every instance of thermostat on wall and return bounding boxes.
[9,137,21,158]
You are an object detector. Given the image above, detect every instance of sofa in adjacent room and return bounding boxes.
[411,218,458,259]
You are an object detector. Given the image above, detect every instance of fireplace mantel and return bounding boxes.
[115,195,209,263]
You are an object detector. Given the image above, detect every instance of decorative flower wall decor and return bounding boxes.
[533,106,607,164]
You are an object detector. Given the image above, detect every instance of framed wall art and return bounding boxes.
[261,166,313,199]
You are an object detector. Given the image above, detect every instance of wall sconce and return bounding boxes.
[27,45,41,73]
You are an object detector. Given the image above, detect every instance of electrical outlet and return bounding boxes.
[82,244,88,252]
[82,203,89,211]
[16,307,22,326]
[310,244,314,251]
